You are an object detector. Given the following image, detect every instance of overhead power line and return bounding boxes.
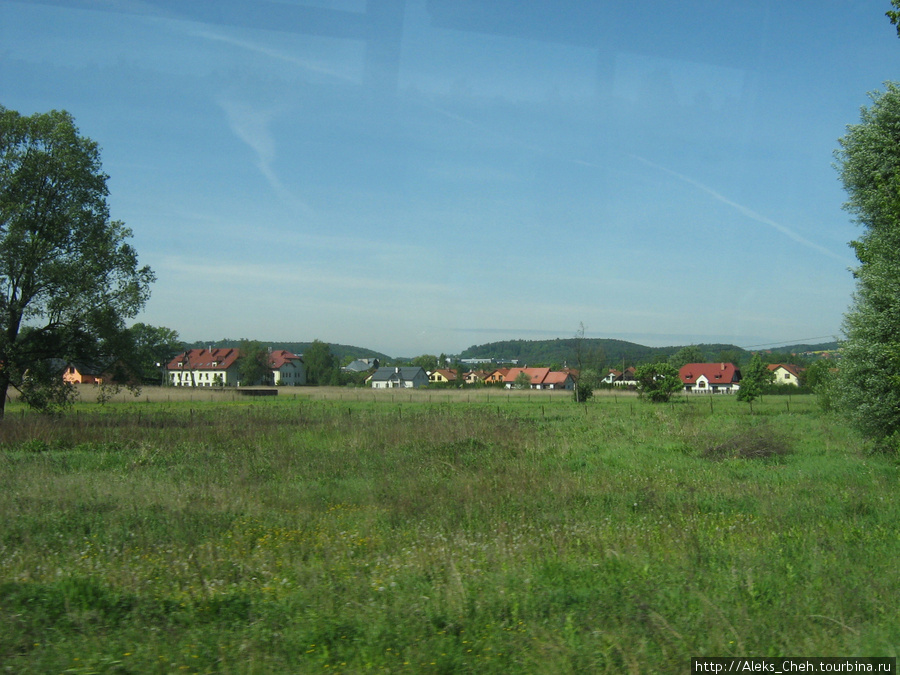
[740,336,839,350]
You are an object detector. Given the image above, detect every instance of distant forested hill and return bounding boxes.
[184,340,392,364]
[458,339,744,367]
[459,338,840,367]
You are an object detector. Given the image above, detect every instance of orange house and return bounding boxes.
[61,360,138,385]
[63,362,109,385]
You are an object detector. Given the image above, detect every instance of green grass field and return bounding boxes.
[0,388,897,673]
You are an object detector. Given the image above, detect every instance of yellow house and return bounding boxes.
[428,369,457,384]
[767,364,803,386]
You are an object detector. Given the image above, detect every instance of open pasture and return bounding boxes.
[0,391,897,673]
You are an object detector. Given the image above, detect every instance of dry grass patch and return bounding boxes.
[700,423,793,460]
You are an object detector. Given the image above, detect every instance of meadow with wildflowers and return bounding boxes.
[0,389,898,673]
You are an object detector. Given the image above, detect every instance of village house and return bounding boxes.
[267,349,306,385]
[502,367,576,390]
[767,363,803,386]
[368,366,429,389]
[167,348,243,387]
[61,360,135,386]
[678,362,741,394]
[464,370,490,385]
[166,347,305,387]
[62,362,109,385]
[483,368,510,385]
[428,368,457,384]
[343,358,379,373]
[602,366,637,387]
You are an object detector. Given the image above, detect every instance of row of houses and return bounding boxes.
[367,366,578,389]
[165,348,306,387]
[63,346,804,394]
[599,362,803,393]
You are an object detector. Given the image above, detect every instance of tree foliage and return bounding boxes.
[411,354,439,373]
[238,339,270,386]
[835,82,900,448]
[635,363,683,403]
[888,0,900,38]
[513,371,532,390]
[736,354,774,408]
[0,107,154,416]
[128,323,181,383]
[668,345,704,369]
[304,339,338,385]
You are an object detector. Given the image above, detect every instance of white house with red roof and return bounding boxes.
[267,349,306,385]
[167,348,242,387]
[678,363,741,394]
[167,347,304,387]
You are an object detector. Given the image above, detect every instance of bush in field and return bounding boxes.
[635,362,683,403]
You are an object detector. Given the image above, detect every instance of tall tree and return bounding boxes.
[411,354,438,373]
[736,354,774,411]
[668,345,704,369]
[128,323,181,384]
[238,339,270,386]
[0,107,154,417]
[834,83,900,448]
[304,339,338,385]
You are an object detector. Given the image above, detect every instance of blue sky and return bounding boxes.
[2,0,897,357]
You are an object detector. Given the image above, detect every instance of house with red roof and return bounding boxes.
[167,348,242,387]
[484,368,510,385]
[268,349,306,385]
[678,363,741,394]
[542,370,576,390]
[166,347,304,387]
[502,367,575,390]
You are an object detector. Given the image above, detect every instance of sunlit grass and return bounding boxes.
[0,393,897,672]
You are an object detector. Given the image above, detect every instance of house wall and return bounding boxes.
[63,367,101,385]
[772,367,800,386]
[169,367,239,386]
[272,362,306,385]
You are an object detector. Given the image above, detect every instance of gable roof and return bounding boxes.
[678,363,741,385]
[503,367,551,384]
[268,349,302,369]
[167,348,241,371]
[767,363,803,378]
[369,366,427,382]
[543,371,574,386]
[344,359,377,372]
